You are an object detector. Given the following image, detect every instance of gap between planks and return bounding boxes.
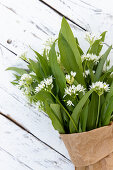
[0,111,71,162]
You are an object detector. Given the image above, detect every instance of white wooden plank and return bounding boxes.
[0,115,74,170]
[40,0,113,46]
[0,148,32,170]
[0,0,85,54]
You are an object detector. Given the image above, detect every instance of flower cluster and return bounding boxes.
[90,81,110,96]
[35,76,53,93]
[64,84,85,97]
[85,32,102,45]
[83,70,95,77]
[36,101,45,111]
[65,71,76,84]
[81,54,101,64]
[19,74,32,86]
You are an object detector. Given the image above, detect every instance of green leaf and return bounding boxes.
[29,59,44,81]
[6,67,27,75]
[100,66,113,81]
[31,90,54,104]
[101,82,113,123]
[88,31,107,55]
[58,33,85,85]
[50,104,63,124]
[106,81,113,102]
[33,50,51,76]
[102,96,113,126]
[80,101,89,132]
[45,101,65,134]
[69,89,94,133]
[87,92,99,130]
[49,42,66,96]
[94,46,112,82]
[75,37,84,55]
[60,17,83,72]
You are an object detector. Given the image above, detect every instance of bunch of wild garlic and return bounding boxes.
[7,17,113,134]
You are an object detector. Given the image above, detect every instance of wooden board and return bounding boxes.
[40,0,113,46]
[0,115,74,170]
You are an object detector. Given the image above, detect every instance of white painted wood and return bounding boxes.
[0,148,32,170]
[41,0,113,46]
[0,115,74,170]
[0,0,85,54]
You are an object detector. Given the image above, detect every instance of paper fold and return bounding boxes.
[60,123,113,168]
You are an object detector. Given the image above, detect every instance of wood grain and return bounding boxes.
[0,114,74,170]
[40,0,113,46]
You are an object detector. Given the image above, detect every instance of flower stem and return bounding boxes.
[96,95,100,127]
[50,91,78,132]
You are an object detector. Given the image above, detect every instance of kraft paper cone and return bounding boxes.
[75,152,113,170]
[60,123,113,168]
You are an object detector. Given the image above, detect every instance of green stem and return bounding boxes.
[96,95,100,127]
[50,91,78,132]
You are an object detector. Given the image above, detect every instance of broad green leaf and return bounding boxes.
[6,67,27,75]
[75,37,84,55]
[31,90,54,104]
[106,81,113,102]
[33,50,51,76]
[29,59,44,81]
[80,101,89,132]
[88,31,107,55]
[100,66,113,81]
[102,96,113,126]
[94,46,112,82]
[45,101,65,133]
[60,17,83,72]
[50,104,63,124]
[101,82,113,123]
[69,89,94,133]
[87,92,99,130]
[49,43,66,96]
[58,33,85,85]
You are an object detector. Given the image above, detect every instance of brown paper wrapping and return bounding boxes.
[60,123,113,169]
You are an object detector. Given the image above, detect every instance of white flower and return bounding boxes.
[90,81,110,95]
[67,100,74,106]
[35,76,53,93]
[65,71,76,84]
[19,74,32,86]
[85,32,102,45]
[64,84,85,97]
[66,74,71,82]
[36,101,45,111]
[81,53,100,64]
[71,71,76,77]
[83,70,95,77]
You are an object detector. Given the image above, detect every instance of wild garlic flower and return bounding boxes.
[81,54,100,64]
[90,81,110,96]
[65,71,76,84]
[85,32,102,45]
[83,70,95,77]
[67,100,74,106]
[71,71,76,77]
[35,76,53,93]
[36,101,45,111]
[19,74,32,86]
[64,84,85,97]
